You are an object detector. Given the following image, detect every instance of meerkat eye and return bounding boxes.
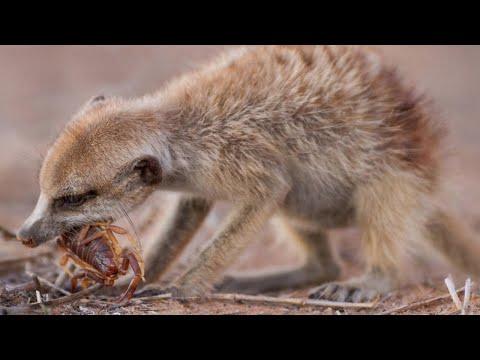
[55,190,98,209]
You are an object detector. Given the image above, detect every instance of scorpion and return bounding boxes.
[57,222,145,305]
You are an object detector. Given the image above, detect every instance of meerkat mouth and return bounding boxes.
[59,219,111,241]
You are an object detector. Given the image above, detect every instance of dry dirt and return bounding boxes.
[1,45,480,315]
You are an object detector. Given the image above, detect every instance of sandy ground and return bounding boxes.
[1,45,480,315]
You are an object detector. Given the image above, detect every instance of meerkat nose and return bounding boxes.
[17,220,42,247]
[16,234,36,248]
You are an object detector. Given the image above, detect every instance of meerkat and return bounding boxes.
[15,45,480,302]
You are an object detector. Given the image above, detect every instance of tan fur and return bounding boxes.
[143,196,212,282]
[17,45,480,301]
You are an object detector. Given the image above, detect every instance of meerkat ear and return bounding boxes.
[131,155,163,186]
[90,94,106,103]
[78,95,108,116]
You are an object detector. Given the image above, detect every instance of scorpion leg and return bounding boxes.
[71,269,106,293]
[81,278,91,289]
[117,253,130,275]
[105,229,123,258]
[59,253,69,266]
[108,225,128,235]
[106,226,145,279]
[80,230,107,246]
[77,224,91,243]
[93,221,112,228]
[109,225,142,253]
[59,254,75,277]
[116,252,143,305]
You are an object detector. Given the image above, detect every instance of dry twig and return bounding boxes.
[445,274,463,310]
[137,292,376,309]
[136,293,172,302]
[462,278,472,315]
[25,270,70,296]
[377,286,466,315]
[35,289,49,315]
[1,284,104,315]
[210,293,377,309]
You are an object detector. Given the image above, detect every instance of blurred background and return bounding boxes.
[1,45,480,281]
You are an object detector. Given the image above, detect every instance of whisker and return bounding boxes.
[119,205,143,253]
[62,228,78,238]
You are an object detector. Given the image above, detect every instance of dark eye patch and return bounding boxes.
[54,190,98,209]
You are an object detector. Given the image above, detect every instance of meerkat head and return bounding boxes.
[17,95,166,247]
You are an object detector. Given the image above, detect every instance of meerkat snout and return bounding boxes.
[17,193,51,247]
[18,153,164,247]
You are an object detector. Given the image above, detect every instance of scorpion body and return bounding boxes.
[57,223,144,305]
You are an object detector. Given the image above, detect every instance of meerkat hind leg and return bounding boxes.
[309,174,420,302]
[216,218,341,294]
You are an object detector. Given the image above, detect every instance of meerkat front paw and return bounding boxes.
[167,282,211,299]
[133,285,206,299]
[133,284,172,298]
[134,282,210,299]
[308,272,394,303]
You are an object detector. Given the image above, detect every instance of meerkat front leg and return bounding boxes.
[309,173,423,302]
[143,195,212,283]
[168,190,288,298]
